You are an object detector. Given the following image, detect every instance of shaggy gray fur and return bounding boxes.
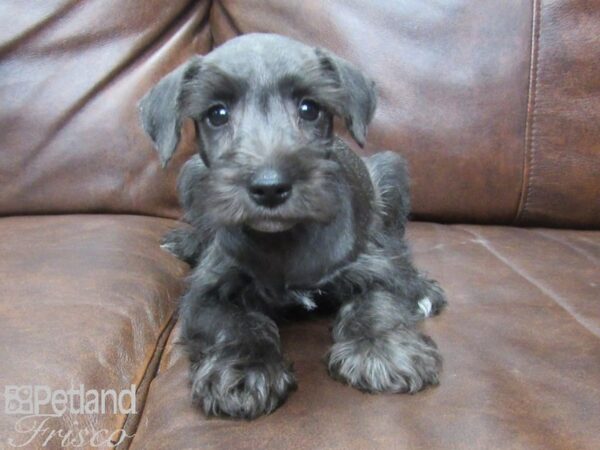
[139,33,446,420]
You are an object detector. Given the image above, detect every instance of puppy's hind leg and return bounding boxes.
[364,151,411,232]
[365,151,447,318]
[415,276,447,319]
[160,227,201,265]
[161,155,210,266]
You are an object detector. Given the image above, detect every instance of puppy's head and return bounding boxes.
[139,33,376,233]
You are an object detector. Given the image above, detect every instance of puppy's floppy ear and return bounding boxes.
[315,48,377,147]
[138,56,202,167]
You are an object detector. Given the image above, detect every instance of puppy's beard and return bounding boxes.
[246,218,296,233]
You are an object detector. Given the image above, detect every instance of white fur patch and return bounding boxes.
[299,295,317,311]
[292,291,317,310]
[418,297,432,317]
[160,243,176,254]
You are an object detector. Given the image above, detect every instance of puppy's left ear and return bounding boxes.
[138,56,202,167]
[315,48,377,147]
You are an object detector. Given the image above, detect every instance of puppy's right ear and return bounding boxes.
[138,56,202,167]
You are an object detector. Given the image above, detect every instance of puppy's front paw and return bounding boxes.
[190,354,297,420]
[328,327,442,393]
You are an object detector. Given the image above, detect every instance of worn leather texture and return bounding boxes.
[0,0,211,218]
[129,223,600,450]
[514,0,600,227]
[1,0,598,227]
[210,0,532,225]
[1,1,599,449]
[0,215,187,449]
[210,0,600,227]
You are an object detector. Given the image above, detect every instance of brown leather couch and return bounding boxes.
[1,1,599,449]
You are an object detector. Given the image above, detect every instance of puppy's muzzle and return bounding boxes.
[246,167,296,233]
[248,168,292,208]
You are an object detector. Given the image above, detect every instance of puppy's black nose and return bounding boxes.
[248,168,292,208]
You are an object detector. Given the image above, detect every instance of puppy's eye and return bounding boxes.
[206,104,229,127]
[298,99,320,121]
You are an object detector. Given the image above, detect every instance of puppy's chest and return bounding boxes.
[239,225,358,291]
[242,243,330,291]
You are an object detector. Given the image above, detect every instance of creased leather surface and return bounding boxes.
[0,0,211,218]
[515,0,600,228]
[2,0,598,227]
[129,223,600,450]
[210,0,532,225]
[0,215,187,450]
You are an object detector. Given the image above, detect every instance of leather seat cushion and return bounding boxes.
[128,222,600,450]
[0,215,187,449]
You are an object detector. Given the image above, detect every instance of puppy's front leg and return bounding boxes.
[328,288,442,393]
[180,253,296,419]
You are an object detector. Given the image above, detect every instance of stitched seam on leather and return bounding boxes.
[213,0,243,37]
[515,0,542,224]
[114,312,178,450]
[208,0,215,50]
[455,225,600,340]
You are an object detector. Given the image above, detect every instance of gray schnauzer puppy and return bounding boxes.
[139,33,446,420]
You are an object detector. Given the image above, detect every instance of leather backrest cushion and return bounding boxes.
[1,0,598,227]
[0,0,211,218]
[514,0,600,227]
[210,0,599,228]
